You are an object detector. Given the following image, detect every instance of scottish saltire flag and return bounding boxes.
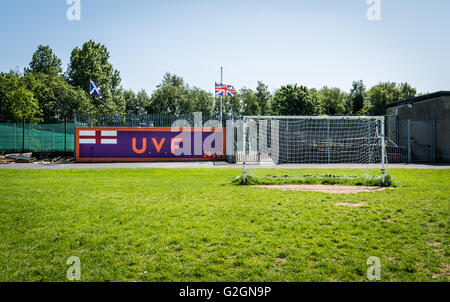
[90,80,102,98]
[215,82,236,97]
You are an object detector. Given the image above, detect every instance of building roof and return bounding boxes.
[387,91,450,108]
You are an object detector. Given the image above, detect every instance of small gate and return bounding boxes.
[385,116,435,163]
[400,120,435,163]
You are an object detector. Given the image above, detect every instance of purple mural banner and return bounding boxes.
[75,127,226,162]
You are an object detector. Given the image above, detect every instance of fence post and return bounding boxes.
[29,124,32,152]
[395,115,400,145]
[226,119,234,163]
[74,113,77,159]
[22,116,25,153]
[381,117,386,184]
[64,118,67,152]
[432,120,436,163]
[407,120,411,163]
[52,128,55,152]
[327,120,331,164]
[368,119,371,163]
[242,117,247,184]
[286,121,289,162]
[14,122,16,151]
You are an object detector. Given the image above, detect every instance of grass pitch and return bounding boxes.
[0,168,448,282]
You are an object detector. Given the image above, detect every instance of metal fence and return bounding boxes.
[0,113,437,163]
[74,113,232,128]
[385,115,435,163]
[0,114,233,153]
[0,122,75,152]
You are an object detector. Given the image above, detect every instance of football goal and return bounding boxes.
[239,116,389,186]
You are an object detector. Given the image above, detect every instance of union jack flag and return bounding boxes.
[215,82,236,97]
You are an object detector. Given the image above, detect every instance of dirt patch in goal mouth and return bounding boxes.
[335,202,368,207]
[252,184,388,194]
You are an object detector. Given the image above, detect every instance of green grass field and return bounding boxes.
[0,168,448,282]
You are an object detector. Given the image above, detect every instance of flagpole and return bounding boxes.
[220,67,223,125]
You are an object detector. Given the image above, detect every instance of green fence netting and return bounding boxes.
[0,123,75,152]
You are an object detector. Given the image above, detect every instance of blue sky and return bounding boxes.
[1,0,449,94]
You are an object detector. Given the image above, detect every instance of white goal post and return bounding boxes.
[241,116,387,184]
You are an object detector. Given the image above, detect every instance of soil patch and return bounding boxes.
[335,202,368,207]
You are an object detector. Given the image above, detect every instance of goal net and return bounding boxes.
[238,116,388,186]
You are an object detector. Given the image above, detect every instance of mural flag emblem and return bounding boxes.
[79,130,117,145]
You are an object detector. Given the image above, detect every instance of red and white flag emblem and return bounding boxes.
[79,130,117,145]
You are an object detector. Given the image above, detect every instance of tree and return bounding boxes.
[123,90,137,114]
[365,82,417,115]
[347,80,366,114]
[271,84,319,115]
[22,73,93,122]
[25,45,62,76]
[228,95,242,117]
[397,82,417,100]
[66,40,124,114]
[240,87,259,116]
[317,87,347,115]
[255,81,271,115]
[0,72,42,123]
[213,96,225,117]
[124,89,151,115]
[146,73,215,116]
[188,87,214,116]
[5,87,40,122]
[365,85,391,115]
[147,73,187,115]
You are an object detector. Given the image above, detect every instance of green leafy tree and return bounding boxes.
[148,84,180,114]
[0,72,42,122]
[147,73,187,114]
[271,84,319,115]
[123,90,137,114]
[347,80,366,114]
[147,73,215,116]
[240,87,259,116]
[214,96,225,117]
[188,87,214,116]
[124,89,151,115]
[228,95,242,117]
[25,45,62,76]
[148,73,213,115]
[365,85,391,115]
[255,81,271,115]
[397,82,417,100]
[365,82,417,115]
[5,87,40,122]
[22,73,93,122]
[66,40,124,114]
[318,86,347,115]
[214,95,241,117]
